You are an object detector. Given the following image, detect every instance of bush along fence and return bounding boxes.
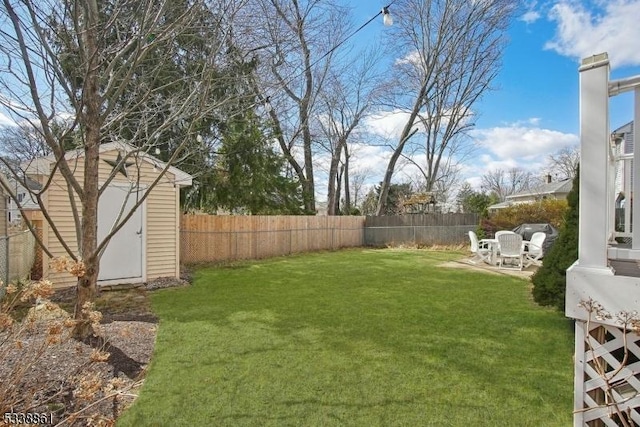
[180,213,480,264]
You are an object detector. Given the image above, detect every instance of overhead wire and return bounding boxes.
[262,1,398,107]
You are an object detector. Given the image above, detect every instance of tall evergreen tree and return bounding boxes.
[187,109,303,214]
[531,166,579,311]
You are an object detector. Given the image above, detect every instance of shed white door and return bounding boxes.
[98,186,144,282]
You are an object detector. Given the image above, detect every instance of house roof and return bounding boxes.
[23,141,192,187]
[0,172,15,198]
[612,121,633,136]
[612,121,634,155]
[487,201,513,210]
[506,179,573,200]
[7,175,42,191]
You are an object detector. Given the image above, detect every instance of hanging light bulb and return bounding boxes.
[382,6,393,26]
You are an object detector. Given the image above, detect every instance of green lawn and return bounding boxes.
[118,249,574,426]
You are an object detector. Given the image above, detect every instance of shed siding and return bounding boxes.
[39,151,181,288]
[145,175,178,279]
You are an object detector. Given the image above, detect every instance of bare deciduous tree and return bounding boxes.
[348,168,372,214]
[481,168,533,201]
[316,49,381,215]
[547,146,579,180]
[0,0,247,337]
[375,0,516,215]
[234,0,349,214]
[0,125,50,162]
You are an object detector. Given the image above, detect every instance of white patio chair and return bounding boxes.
[494,230,517,257]
[497,233,524,270]
[468,231,492,264]
[495,230,517,239]
[523,232,546,268]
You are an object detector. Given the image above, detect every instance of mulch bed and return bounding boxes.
[0,276,189,426]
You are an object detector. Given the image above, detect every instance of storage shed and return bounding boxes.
[25,142,192,288]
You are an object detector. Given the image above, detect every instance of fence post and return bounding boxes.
[234,232,238,260]
[0,237,4,299]
[332,227,335,249]
[4,236,8,286]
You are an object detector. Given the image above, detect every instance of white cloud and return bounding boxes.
[520,0,542,24]
[0,112,15,127]
[521,10,541,24]
[460,123,578,189]
[545,0,640,68]
[360,109,417,139]
[349,143,391,174]
[395,50,422,66]
[330,112,579,199]
[312,142,391,203]
[472,125,578,161]
[360,107,466,141]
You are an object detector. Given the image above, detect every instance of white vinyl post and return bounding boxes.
[573,320,586,427]
[578,54,610,269]
[634,87,640,248]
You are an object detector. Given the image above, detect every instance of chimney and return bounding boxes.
[546,174,552,184]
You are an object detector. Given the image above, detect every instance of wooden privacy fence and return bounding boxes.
[180,213,481,264]
[180,215,365,264]
[0,230,37,285]
[364,213,480,246]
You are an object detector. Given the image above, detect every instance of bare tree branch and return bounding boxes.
[375,0,516,215]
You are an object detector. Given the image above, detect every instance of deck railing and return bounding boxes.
[609,72,640,254]
[612,154,632,241]
[569,53,640,426]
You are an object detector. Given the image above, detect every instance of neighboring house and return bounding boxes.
[24,141,192,288]
[487,176,572,213]
[612,121,634,206]
[566,53,640,424]
[6,176,42,224]
[0,173,13,237]
[612,121,634,235]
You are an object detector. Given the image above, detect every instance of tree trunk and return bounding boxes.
[73,269,98,338]
[73,0,101,339]
[376,127,418,215]
[376,83,426,215]
[300,105,315,214]
[326,139,345,215]
[343,145,351,214]
[335,164,344,215]
[302,158,315,214]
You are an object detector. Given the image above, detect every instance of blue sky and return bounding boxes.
[2,1,639,204]
[343,0,640,193]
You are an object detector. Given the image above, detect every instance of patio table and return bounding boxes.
[481,238,530,267]
[480,238,498,265]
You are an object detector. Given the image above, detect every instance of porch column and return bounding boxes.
[578,54,610,269]
[634,87,640,248]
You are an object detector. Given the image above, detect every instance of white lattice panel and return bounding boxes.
[575,320,640,426]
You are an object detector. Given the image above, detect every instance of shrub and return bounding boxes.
[484,199,568,235]
[0,275,133,425]
[531,169,579,311]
